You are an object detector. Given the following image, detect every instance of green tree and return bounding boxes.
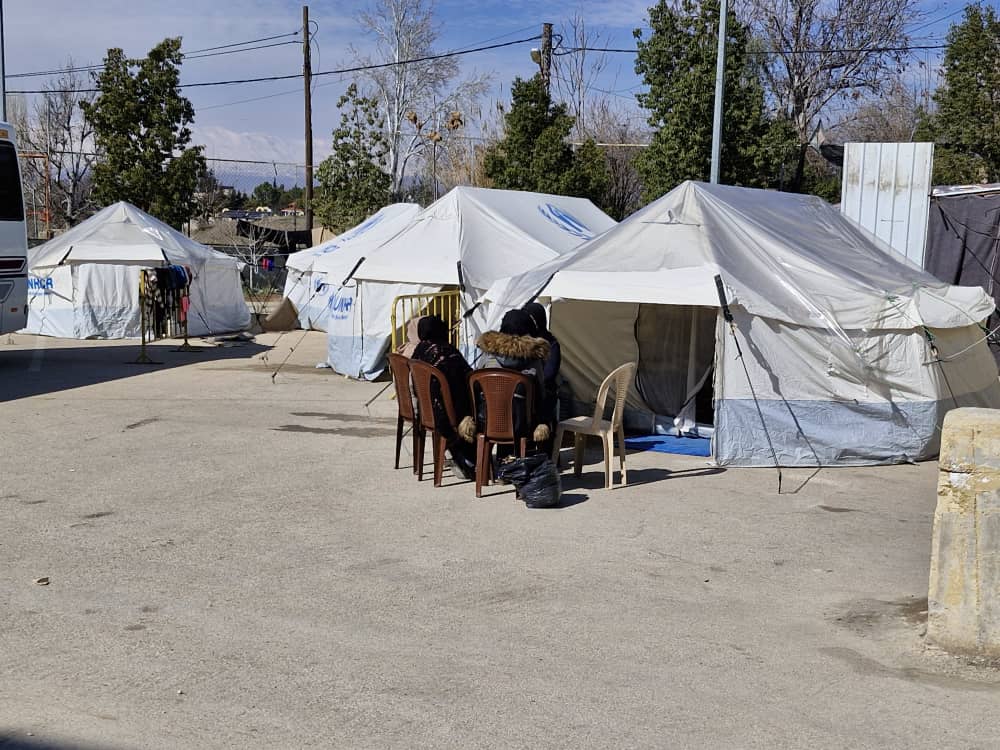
[633,0,773,200]
[481,75,608,208]
[314,84,392,232]
[251,182,282,210]
[80,38,205,228]
[916,4,1000,184]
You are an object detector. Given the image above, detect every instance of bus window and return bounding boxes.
[0,142,24,222]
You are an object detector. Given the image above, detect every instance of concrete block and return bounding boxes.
[928,408,1000,656]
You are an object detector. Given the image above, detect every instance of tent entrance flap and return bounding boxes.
[390,289,462,351]
[635,304,717,427]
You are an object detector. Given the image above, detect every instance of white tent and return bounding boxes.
[328,186,617,379]
[483,181,1000,466]
[24,201,250,339]
[282,203,420,331]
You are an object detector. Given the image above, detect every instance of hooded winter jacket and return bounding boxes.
[458,331,552,444]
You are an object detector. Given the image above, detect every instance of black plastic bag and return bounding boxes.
[496,452,562,508]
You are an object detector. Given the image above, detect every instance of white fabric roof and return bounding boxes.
[484,181,994,332]
[29,201,237,269]
[353,186,617,291]
[286,203,421,275]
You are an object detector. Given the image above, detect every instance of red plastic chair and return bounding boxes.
[467,369,536,497]
[409,359,461,487]
[387,353,421,474]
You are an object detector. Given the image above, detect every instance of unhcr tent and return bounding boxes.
[24,202,250,339]
[282,203,420,331]
[328,186,616,379]
[483,181,1000,467]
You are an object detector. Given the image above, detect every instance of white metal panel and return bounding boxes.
[840,142,934,267]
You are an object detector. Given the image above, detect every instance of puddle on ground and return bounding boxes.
[830,596,1000,688]
[273,424,395,437]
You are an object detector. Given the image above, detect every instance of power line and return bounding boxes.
[907,7,967,35]
[9,35,540,95]
[199,27,539,113]
[8,32,301,79]
[555,42,948,56]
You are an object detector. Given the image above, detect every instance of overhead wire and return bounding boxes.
[8,31,302,79]
[554,43,948,56]
[9,35,540,95]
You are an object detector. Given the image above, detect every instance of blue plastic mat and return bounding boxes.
[625,434,712,457]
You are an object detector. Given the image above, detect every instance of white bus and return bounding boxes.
[0,121,27,334]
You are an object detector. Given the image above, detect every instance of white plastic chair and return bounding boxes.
[552,362,637,489]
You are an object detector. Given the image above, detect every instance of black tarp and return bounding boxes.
[925,189,1000,362]
[235,219,312,253]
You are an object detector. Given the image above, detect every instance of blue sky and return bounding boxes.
[5,0,964,166]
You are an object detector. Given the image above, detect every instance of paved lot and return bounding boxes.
[1,331,998,750]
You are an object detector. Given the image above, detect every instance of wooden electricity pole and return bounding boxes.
[303,5,314,232]
[540,22,553,95]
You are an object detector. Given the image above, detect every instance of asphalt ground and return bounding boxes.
[1,331,998,750]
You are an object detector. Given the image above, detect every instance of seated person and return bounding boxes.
[459,309,551,449]
[411,315,476,481]
[522,301,561,425]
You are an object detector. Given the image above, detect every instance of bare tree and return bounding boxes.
[549,15,647,219]
[834,79,928,143]
[553,14,610,136]
[746,0,918,188]
[585,100,647,220]
[350,0,489,197]
[11,63,97,227]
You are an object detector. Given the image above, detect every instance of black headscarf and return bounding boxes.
[500,309,535,337]
[418,315,449,343]
[523,302,548,336]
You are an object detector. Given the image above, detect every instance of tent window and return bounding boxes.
[635,304,716,424]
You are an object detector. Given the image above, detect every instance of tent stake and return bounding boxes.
[715,275,783,493]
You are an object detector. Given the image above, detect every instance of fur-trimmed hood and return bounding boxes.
[477,331,550,361]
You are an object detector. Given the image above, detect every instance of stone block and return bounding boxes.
[928,408,1000,656]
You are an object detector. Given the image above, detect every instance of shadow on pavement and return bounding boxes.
[0,337,270,402]
[0,736,111,750]
[560,466,726,491]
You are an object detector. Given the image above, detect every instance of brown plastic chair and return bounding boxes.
[552,362,637,489]
[409,359,461,487]
[387,353,421,474]
[467,369,536,498]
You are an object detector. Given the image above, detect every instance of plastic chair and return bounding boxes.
[409,359,461,487]
[552,362,637,489]
[467,369,536,498]
[387,353,421,474]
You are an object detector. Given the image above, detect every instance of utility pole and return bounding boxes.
[709,0,727,184]
[302,5,314,232]
[540,22,553,95]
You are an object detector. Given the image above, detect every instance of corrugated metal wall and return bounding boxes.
[840,142,935,267]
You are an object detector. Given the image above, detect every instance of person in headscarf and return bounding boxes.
[396,315,426,358]
[411,315,476,480]
[522,301,561,425]
[459,309,551,449]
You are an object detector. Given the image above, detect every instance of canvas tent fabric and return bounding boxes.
[483,181,1000,467]
[24,201,250,339]
[328,187,616,380]
[282,203,420,331]
[924,184,1000,363]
